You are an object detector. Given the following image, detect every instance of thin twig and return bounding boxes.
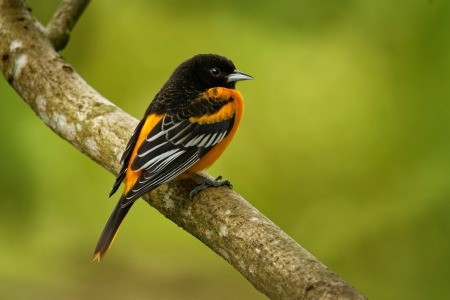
[0,1,365,298]
[46,0,90,51]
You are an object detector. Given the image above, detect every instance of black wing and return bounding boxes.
[120,114,235,207]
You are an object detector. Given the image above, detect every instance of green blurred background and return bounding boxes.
[1,0,449,299]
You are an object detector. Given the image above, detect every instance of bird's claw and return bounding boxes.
[189,174,233,199]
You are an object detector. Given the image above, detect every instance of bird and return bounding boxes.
[92,54,253,261]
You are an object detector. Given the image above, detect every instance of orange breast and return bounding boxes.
[187,88,244,173]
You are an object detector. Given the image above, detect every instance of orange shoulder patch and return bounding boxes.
[124,113,163,194]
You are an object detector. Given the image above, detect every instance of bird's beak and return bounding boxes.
[227,70,254,82]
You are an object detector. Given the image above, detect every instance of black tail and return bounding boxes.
[92,197,133,261]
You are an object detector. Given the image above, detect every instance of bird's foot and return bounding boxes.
[189,174,233,199]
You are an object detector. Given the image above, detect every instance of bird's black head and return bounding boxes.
[149,54,252,114]
[171,54,253,91]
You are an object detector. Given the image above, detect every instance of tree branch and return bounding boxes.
[46,0,91,51]
[0,1,365,299]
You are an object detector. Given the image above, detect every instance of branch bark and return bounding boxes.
[46,0,91,51]
[0,1,365,299]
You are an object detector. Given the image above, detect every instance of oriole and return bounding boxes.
[92,54,253,261]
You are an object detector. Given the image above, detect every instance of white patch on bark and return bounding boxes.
[163,191,174,209]
[76,123,82,131]
[250,217,259,222]
[108,147,120,162]
[13,54,28,79]
[182,207,192,217]
[34,21,47,34]
[255,248,261,254]
[218,248,229,260]
[248,265,256,274]
[238,260,246,270]
[10,40,22,51]
[205,229,212,239]
[85,138,99,154]
[75,110,88,122]
[225,209,231,215]
[51,112,75,140]
[35,95,49,124]
[219,225,228,237]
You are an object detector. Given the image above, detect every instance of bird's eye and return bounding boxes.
[210,67,221,77]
